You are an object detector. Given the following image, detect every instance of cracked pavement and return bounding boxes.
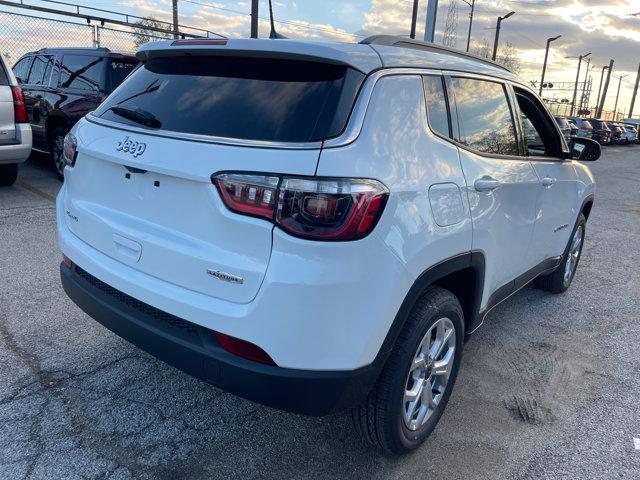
[1,149,639,479]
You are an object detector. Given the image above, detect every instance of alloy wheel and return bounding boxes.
[403,317,456,431]
[564,224,583,285]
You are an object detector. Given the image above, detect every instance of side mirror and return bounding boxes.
[568,137,600,161]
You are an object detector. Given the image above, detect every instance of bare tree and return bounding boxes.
[442,0,459,48]
[473,38,520,73]
[133,17,173,48]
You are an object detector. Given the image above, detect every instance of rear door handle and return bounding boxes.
[542,176,557,187]
[474,176,501,192]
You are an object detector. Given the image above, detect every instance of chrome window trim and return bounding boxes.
[86,115,324,150]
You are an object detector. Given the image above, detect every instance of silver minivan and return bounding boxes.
[0,55,32,186]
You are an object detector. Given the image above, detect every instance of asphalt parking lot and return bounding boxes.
[1,147,639,480]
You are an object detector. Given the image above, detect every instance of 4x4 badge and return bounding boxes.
[116,136,146,157]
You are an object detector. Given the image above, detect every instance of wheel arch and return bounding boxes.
[371,252,485,374]
[580,194,594,221]
[45,112,70,141]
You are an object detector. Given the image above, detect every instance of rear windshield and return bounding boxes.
[94,56,364,143]
[580,120,592,129]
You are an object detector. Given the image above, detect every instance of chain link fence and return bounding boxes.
[0,9,182,67]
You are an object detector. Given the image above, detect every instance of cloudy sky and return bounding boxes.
[3,0,640,115]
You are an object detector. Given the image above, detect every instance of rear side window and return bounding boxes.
[13,56,33,84]
[60,55,104,91]
[26,55,54,86]
[449,77,518,156]
[581,120,592,129]
[94,56,365,143]
[423,75,450,138]
[108,59,138,92]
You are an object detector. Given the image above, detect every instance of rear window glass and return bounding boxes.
[94,56,364,143]
[60,55,104,91]
[109,60,138,92]
[581,120,592,129]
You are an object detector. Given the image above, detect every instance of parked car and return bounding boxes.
[616,123,636,144]
[605,122,624,144]
[0,54,32,186]
[623,124,639,143]
[567,116,594,139]
[12,47,138,180]
[56,36,599,454]
[587,119,612,145]
[554,116,574,144]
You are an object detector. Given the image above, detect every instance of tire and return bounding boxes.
[0,163,18,187]
[534,213,586,294]
[352,286,464,454]
[49,126,69,182]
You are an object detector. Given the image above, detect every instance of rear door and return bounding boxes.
[446,74,540,305]
[62,54,364,304]
[0,57,14,145]
[23,54,55,145]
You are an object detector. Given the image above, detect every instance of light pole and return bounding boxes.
[568,52,590,116]
[613,74,629,121]
[629,63,640,118]
[461,0,475,52]
[424,0,439,42]
[539,35,561,96]
[492,11,515,61]
[250,0,259,38]
[172,0,179,39]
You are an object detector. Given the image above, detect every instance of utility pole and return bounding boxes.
[579,57,591,114]
[250,0,259,38]
[629,62,640,118]
[595,65,608,112]
[539,35,561,96]
[410,0,420,39]
[424,0,439,42]
[172,0,179,39]
[596,59,614,119]
[492,11,515,61]
[570,53,590,116]
[613,74,628,121]
[461,0,475,52]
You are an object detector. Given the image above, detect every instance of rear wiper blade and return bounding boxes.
[108,106,161,129]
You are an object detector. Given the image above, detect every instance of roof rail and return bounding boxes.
[36,47,111,53]
[359,35,512,73]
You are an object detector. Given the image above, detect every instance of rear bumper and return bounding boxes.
[60,262,380,416]
[0,124,32,164]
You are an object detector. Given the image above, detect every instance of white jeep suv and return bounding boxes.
[0,54,32,186]
[56,36,598,454]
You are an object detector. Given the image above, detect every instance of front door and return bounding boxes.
[513,87,580,263]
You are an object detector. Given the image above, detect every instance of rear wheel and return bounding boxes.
[50,126,69,182]
[0,163,18,187]
[535,213,586,293]
[352,287,464,454]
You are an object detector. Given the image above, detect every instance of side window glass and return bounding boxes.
[26,55,53,86]
[12,57,33,84]
[423,75,450,137]
[59,55,104,91]
[514,88,562,158]
[450,77,518,156]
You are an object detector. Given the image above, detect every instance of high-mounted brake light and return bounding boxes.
[11,86,27,123]
[171,39,228,46]
[213,173,389,241]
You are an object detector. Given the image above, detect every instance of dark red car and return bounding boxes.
[12,48,138,180]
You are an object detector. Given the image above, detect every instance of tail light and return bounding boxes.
[62,133,78,167]
[214,331,276,366]
[213,173,388,241]
[11,86,27,123]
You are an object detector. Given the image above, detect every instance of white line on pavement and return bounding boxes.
[634,438,640,450]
